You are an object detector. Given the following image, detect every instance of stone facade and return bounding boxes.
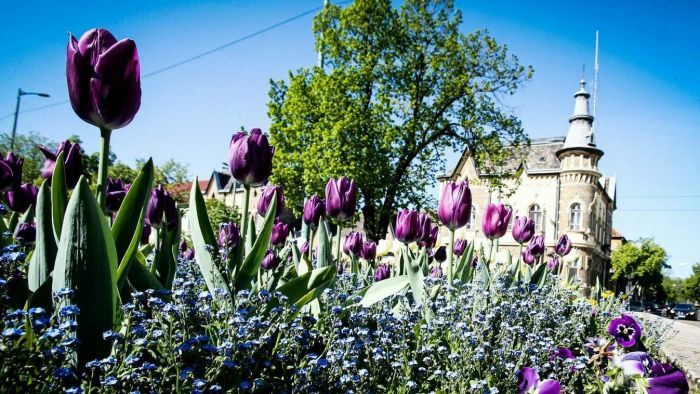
[439,79,617,290]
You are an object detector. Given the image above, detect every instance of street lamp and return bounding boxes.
[10,88,51,150]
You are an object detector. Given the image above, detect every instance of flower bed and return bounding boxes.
[0,27,691,393]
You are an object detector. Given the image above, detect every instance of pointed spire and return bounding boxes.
[562,79,597,150]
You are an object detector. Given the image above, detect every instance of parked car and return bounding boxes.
[670,303,697,320]
[627,301,644,312]
[644,301,667,316]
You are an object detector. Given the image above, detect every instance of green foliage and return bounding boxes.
[204,197,240,234]
[0,131,52,184]
[268,0,531,239]
[611,239,669,299]
[663,263,700,303]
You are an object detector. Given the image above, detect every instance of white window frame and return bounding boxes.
[529,204,542,232]
[466,205,477,230]
[569,203,582,231]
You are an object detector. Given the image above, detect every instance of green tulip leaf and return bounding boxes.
[530,262,548,287]
[189,178,231,299]
[113,159,154,291]
[51,177,119,364]
[405,247,426,306]
[276,265,336,308]
[234,192,277,291]
[51,151,67,242]
[358,275,410,307]
[28,181,56,293]
[316,219,332,267]
[128,250,166,291]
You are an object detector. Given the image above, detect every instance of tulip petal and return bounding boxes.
[92,38,141,129]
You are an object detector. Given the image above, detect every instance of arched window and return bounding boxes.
[505,204,514,230]
[466,206,477,230]
[569,203,582,230]
[529,204,542,232]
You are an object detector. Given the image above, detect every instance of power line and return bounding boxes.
[2,1,350,122]
[618,195,700,199]
[618,209,700,212]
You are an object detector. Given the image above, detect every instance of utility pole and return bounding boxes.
[317,0,330,68]
[10,88,50,150]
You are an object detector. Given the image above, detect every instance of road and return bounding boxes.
[677,319,700,328]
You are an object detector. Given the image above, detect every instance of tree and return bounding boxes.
[205,198,240,235]
[0,131,53,184]
[611,239,669,300]
[680,263,700,303]
[268,0,531,240]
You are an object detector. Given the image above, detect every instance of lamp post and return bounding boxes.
[10,88,50,150]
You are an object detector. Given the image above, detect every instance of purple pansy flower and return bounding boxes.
[607,314,642,347]
[517,367,561,394]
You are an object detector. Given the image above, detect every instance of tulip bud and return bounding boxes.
[67,28,141,130]
[14,222,36,244]
[453,239,468,256]
[261,249,280,270]
[471,256,479,269]
[343,231,363,256]
[360,241,377,260]
[395,209,419,244]
[179,240,188,254]
[227,128,275,186]
[38,140,83,189]
[529,235,545,257]
[5,183,38,213]
[257,184,285,217]
[374,264,390,282]
[555,234,572,256]
[145,185,177,230]
[105,177,129,214]
[218,222,241,250]
[416,213,432,245]
[324,177,357,221]
[482,203,512,240]
[0,153,23,192]
[512,216,535,244]
[299,241,310,256]
[270,219,290,247]
[522,246,536,266]
[430,265,443,278]
[140,224,151,244]
[433,246,447,263]
[183,248,195,261]
[547,257,560,271]
[438,181,472,230]
[302,195,324,228]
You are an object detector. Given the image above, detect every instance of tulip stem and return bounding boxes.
[96,127,112,212]
[241,185,251,252]
[308,227,316,261]
[448,230,455,286]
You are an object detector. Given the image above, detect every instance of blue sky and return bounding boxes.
[1,1,699,277]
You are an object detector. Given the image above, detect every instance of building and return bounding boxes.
[439,79,617,289]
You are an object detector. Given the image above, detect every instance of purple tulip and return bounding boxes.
[324,177,357,221]
[555,234,572,256]
[471,256,479,269]
[482,203,512,239]
[521,246,536,266]
[433,246,447,263]
[546,257,560,271]
[395,209,419,244]
[105,177,129,214]
[453,239,468,256]
[374,264,390,282]
[183,248,195,261]
[227,128,275,186]
[299,241,309,256]
[140,224,151,244]
[38,140,83,189]
[529,235,545,257]
[438,181,472,230]
[607,314,642,347]
[360,241,377,260]
[145,185,178,230]
[5,183,38,213]
[0,153,23,192]
[303,195,324,228]
[257,184,285,217]
[416,213,432,245]
[67,28,141,130]
[179,240,188,253]
[343,231,363,256]
[270,219,290,247]
[218,222,241,250]
[430,265,443,278]
[261,249,280,270]
[517,367,561,394]
[648,363,689,393]
[512,216,535,244]
[14,222,36,243]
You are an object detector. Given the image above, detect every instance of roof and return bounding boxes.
[169,180,208,194]
[441,136,566,179]
[611,228,625,239]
